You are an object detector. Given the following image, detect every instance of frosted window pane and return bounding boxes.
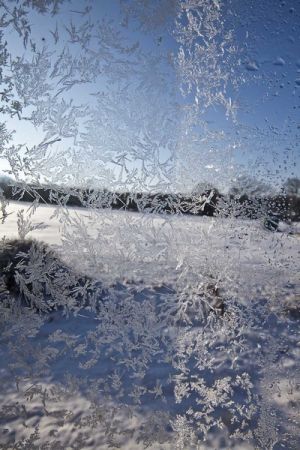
[0,1,299,448]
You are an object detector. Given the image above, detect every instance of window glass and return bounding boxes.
[0,1,299,448]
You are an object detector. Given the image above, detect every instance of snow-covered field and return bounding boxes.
[0,202,299,449]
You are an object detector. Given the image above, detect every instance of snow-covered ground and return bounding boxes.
[0,202,299,449]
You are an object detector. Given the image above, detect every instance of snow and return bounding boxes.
[0,202,299,449]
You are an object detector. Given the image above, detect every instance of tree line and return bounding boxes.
[0,176,299,221]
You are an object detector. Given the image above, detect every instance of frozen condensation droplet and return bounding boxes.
[245,60,259,71]
[273,57,285,66]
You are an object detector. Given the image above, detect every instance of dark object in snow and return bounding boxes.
[282,294,300,320]
[263,214,280,231]
[0,238,103,313]
[173,281,225,327]
[205,283,225,316]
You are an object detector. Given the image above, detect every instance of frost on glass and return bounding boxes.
[0,0,299,449]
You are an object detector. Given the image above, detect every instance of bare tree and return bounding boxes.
[283,177,300,196]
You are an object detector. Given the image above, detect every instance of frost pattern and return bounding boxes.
[0,1,299,449]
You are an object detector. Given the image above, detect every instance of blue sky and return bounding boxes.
[1,0,299,193]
